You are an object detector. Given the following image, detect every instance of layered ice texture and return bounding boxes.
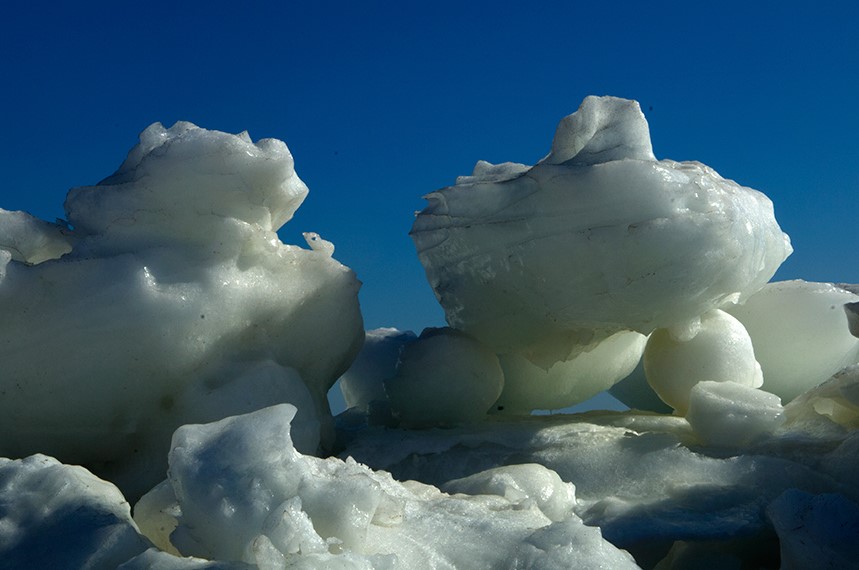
[3,98,859,568]
[411,96,792,365]
[0,122,363,498]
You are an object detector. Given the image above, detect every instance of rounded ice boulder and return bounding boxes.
[411,96,792,363]
[384,328,504,427]
[644,309,763,415]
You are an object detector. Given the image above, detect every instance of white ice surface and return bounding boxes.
[0,122,363,499]
[644,309,763,415]
[134,404,638,569]
[412,96,791,366]
[726,280,859,401]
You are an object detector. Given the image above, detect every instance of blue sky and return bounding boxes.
[2,1,857,338]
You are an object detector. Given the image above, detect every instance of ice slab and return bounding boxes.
[412,96,791,366]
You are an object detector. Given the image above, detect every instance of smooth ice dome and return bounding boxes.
[494,331,646,413]
[0,122,363,498]
[644,309,763,415]
[384,328,504,426]
[412,95,791,365]
[726,280,859,401]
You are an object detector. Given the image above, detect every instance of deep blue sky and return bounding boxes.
[2,1,857,336]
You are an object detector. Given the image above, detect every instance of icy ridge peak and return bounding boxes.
[544,95,656,166]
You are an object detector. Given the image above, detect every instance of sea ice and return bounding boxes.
[643,309,763,415]
[0,454,149,567]
[384,328,504,426]
[339,328,417,411]
[726,280,859,401]
[412,96,791,369]
[685,381,784,446]
[494,331,646,414]
[0,122,363,498]
[134,404,638,569]
[2,100,857,568]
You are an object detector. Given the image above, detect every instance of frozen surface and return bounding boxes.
[0,454,148,568]
[412,96,791,366]
[384,328,504,426]
[0,122,363,498]
[726,280,859,401]
[133,404,638,569]
[644,310,763,415]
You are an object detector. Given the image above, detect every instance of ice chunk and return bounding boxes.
[339,328,417,410]
[384,328,504,426]
[303,231,335,256]
[411,96,791,363]
[0,208,74,264]
[644,310,763,415]
[686,381,784,447]
[0,454,148,567]
[725,280,859,401]
[494,331,646,413]
[0,122,363,499]
[442,463,576,522]
[136,404,636,568]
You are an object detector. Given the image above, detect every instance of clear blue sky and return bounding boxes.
[2,1,857,336]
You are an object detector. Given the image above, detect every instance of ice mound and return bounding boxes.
[0,122,363,498]
[411,96,791,368]
[133,404,638,569]
[384,328,504,426]
[0,454,148,567]
[339,328,417,411]
[644,309,763,415]
[612,281,859,412]
[726,280,859,401]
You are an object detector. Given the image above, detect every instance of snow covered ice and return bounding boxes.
[2,96,859,568]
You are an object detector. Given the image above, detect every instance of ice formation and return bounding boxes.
[0,122,363,498]
[3,98,859,568]
[643,309,763,415]
[725,280,859,401]
[130,404,637,569]
[384,328,504,426]
[411,96,791,365]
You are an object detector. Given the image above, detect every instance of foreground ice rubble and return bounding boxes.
[3,96,859,568]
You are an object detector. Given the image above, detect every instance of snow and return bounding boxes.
[1,96,858,568]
